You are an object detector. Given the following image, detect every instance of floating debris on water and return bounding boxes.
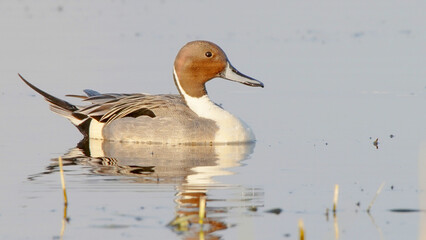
[248,206,258,212]
[265,208,282,215]
[389,208,422,213]
[390,134,395,138]
[168,215,192,232]
[373,138,379,149]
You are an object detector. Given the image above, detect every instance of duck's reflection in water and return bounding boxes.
[34,139,264,239]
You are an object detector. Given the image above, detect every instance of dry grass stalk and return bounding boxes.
[367,182,385,213]
[199,196,206,225]
[58,157,68,206]
[333,184,339,213]
[299,219,305,240]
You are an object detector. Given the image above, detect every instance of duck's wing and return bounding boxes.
[76,93,184,124]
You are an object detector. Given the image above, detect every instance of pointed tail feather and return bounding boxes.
[19,74,78,111]
[18,74,90,130]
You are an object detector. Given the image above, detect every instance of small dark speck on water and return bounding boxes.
[391,185,394,190]
[228,224,237,228]
[284,233,291,238]
[390,134,394,138]
[104,178,119,182]
[353,32,365,38]
[325,142,328,146]
[356,202,361,207]
[399,29,411,35]
[97,206,107,211]
[95,224,130,229]
[265,208,282,215]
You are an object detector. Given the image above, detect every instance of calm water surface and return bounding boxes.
[0,1,425,239]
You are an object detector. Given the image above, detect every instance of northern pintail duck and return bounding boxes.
[19,40,264,144]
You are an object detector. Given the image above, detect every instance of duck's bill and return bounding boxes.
[220,62,264,88]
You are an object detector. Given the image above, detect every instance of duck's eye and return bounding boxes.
[205,51,212,57]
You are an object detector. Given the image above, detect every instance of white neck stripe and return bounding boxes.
[173,67,255,143]
[174,67,224,119]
